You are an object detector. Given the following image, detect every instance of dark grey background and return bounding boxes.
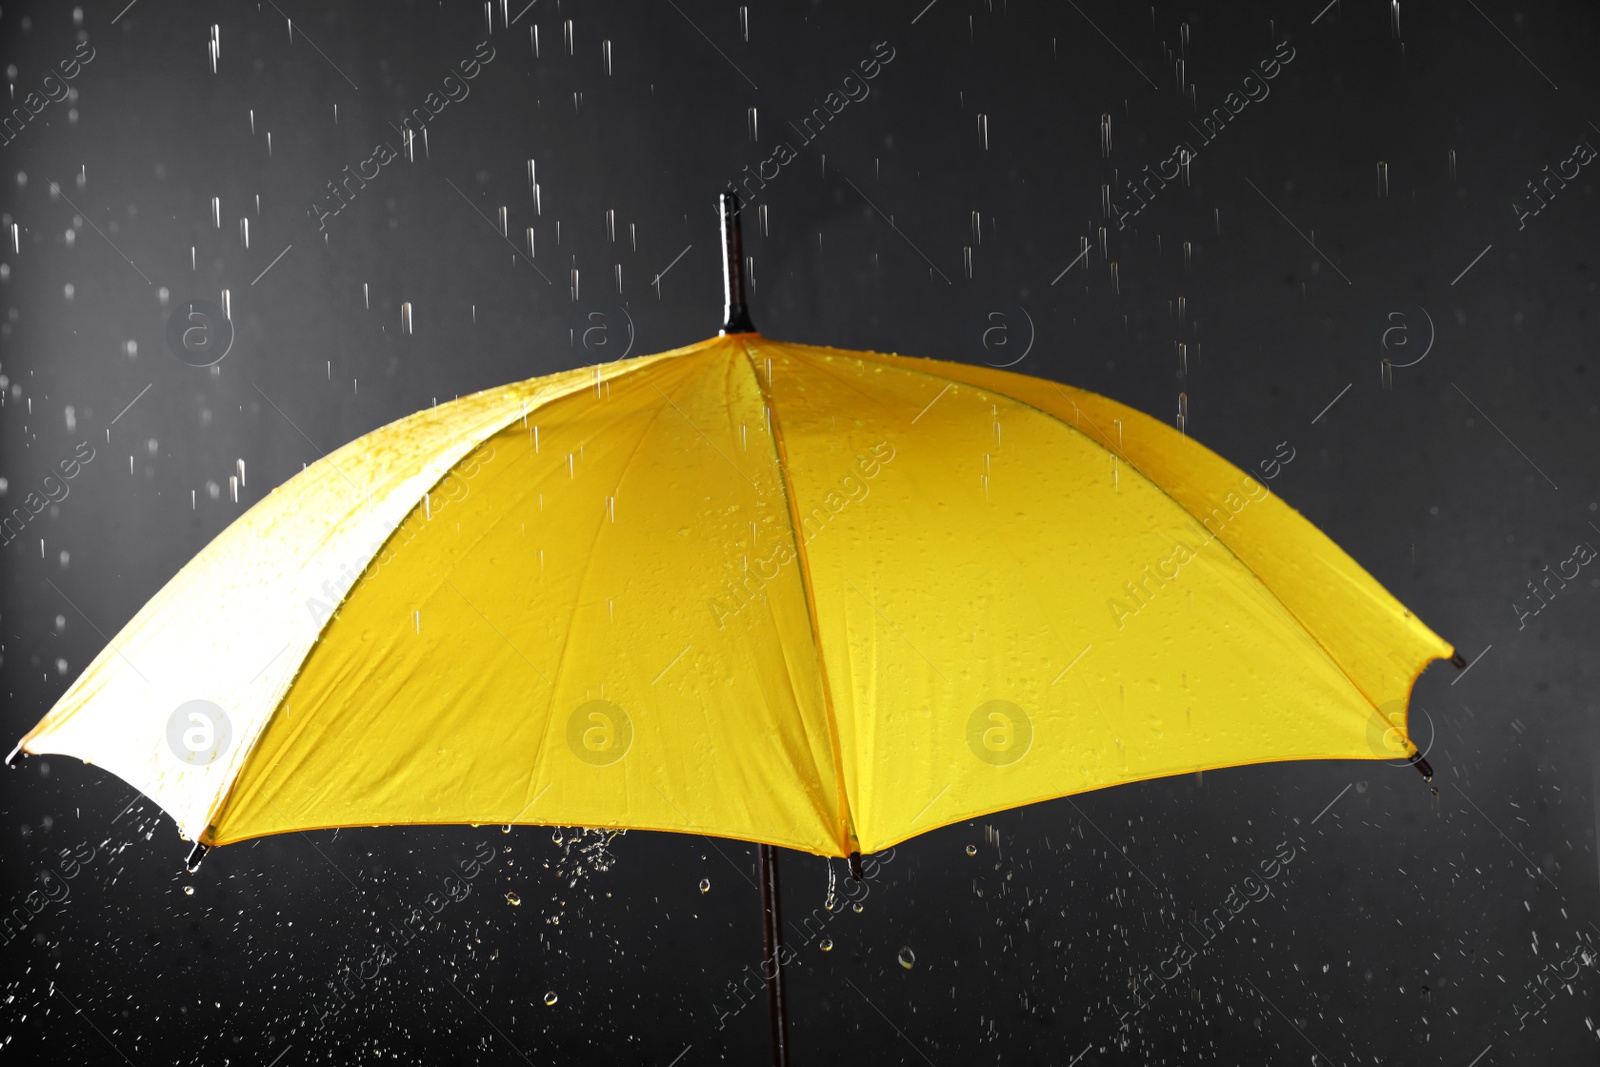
[1,0,1596,1063]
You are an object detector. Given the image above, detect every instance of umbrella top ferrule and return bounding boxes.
[719,192,757,336]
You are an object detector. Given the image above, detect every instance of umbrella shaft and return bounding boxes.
[719,192,756,334]
[758,843,789,1067]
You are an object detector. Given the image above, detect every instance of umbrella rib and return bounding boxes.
[839,346,1419,726]
[1044,379,1404,722]
[649,381,759,490]
[1055,400,1390,719]
[1047,382,1130,462]
[772,342,1094,696]
[531,360,695,809]
[844,577,950,683]
[204,354,694,845]
[738,340,858,857]
[1030,379,1433,723]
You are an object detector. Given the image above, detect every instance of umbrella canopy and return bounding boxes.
[14,332,1454,859]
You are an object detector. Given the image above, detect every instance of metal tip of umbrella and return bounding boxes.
[4,744,23,769]
[718,192,757,337]
[185,842,210,873]
[1408,752,1435,782]
[1449,651,1467,670]
[847,851,863,881]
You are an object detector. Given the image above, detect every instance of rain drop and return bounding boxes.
[543,991,558,1006]
[505,891,521,906]
[819,938,833,952]
[698,878,711,894]
[965,844,977,856]
[182,885,195,896]
[898,946,916,970]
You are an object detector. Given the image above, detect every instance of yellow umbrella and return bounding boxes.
[11,194,1457,1064]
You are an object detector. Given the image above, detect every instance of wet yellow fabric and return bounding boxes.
[20,335,1453,856]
